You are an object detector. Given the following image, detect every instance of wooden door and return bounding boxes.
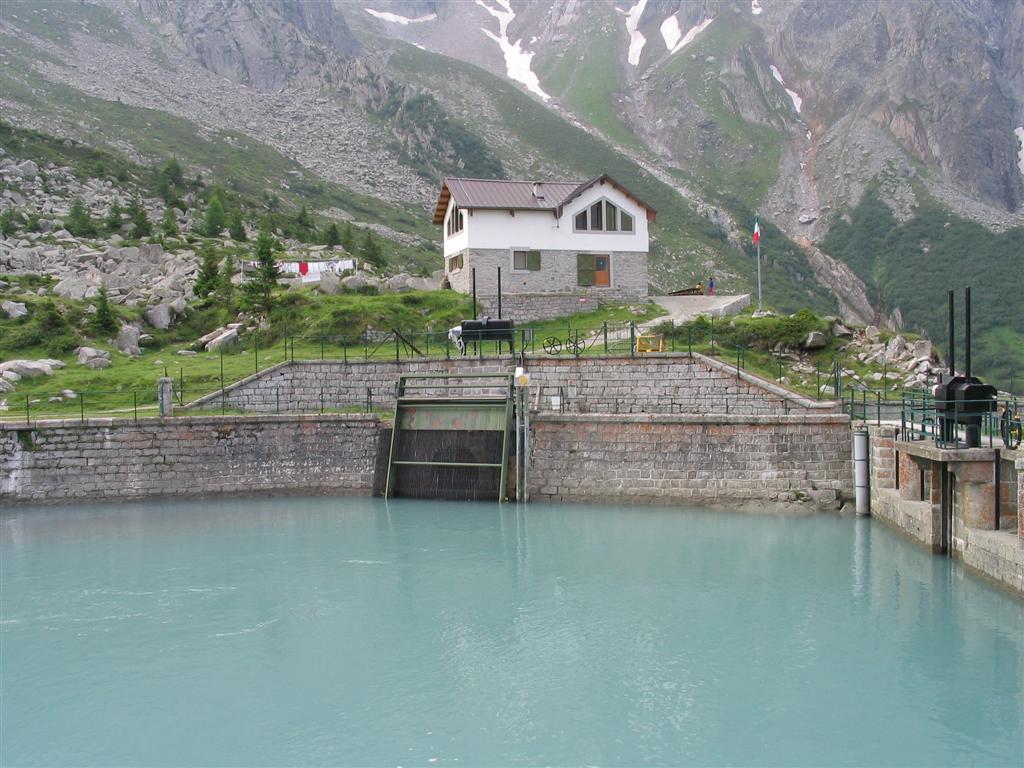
[594,255,610,286]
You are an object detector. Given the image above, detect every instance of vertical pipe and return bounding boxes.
[497,266,502,319]
[964,286,971,379]
[523,387,530,503]
[853,429,870,516]
[994,449,1001,530]
[947,290,955,377]
[471,267,477,319]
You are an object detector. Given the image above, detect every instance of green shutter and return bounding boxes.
[577,253,595,286]
[527,250,541,271]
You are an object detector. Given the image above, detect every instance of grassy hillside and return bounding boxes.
[821,186,1024,390]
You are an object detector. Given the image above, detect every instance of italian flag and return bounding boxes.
[753,216,761,245]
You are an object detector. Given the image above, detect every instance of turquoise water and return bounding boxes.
[2,497,1022,767]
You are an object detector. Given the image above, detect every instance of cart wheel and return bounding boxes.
[1001,408,1023,450]
[565,333,585,356]
[542,336,562,355]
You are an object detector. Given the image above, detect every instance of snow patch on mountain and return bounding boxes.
[1015,127,1024,176]
[660,14,712,54]
[624,0,647,66]
[751,0,764,15]
[476,0,550,102]
[770,65,802,113]
[364,9,437,25]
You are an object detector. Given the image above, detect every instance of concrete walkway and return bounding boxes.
[644,294,751,330]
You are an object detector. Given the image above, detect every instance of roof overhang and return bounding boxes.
[432,181,451,225]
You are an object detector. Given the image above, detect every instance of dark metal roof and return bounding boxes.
[432,175,657,224]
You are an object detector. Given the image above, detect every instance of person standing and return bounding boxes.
[708,276,716,295]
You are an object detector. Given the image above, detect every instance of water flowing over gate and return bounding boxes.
[384,372,516,501]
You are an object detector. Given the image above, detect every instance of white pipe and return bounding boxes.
[853,429,870,516]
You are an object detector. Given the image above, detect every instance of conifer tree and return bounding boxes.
[295,204,312,233]
[217,254,236,307]
[193,243,221,298]
[91,284,117,335]
[322,222,340,247]
[65,197,96,237]
[340,222,355,252]
[104,200,123,233]
[359,229,384,268]
[242,229,281,313]
[202,193,226,237]
[228,210,247,241]
[1,208,20,236]
[127,197,151,238]
[161,207,179,238]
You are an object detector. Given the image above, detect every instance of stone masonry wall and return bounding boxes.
[187,353,837,418]
[0,414,384,504]
[448,248,648,303]
[528,413,852,507]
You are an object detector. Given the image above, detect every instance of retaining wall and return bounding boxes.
[528,413,852,507]
[187,353,837,418]
[0,414,385,504]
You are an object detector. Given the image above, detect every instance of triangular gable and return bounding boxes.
[556,174,657,222]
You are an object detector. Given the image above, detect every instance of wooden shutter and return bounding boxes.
[527,250,541,271]
[577,253,595,286]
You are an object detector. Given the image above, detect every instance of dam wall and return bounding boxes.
[528,413,851,507]
[186,353,834,417]
[864,424,1023,595]
[0,414,385,504]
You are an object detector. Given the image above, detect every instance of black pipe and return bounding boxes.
[964,286,972,380]
[947,290,955,378]
[471,267,477,319]
[994,449,1001,530]
[497,266,502,319]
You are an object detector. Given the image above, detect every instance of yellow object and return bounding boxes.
[636,334,665,353]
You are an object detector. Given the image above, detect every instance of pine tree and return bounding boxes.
[295,204,312,233]
[203,193,226,237]
[322,222,340,247]
[65,197,96,237]
[161,207,179,238]
[91,284,117,336]
[193,243,221,298]
[228,210,247,241]
[242,229,280,313]
[0,208,19,236]
[340,222,355,252]
[162,157,184,187]
[104,200,123,233]
[127,197,151,238]
[359,229,384,268]
[217,254,236,307]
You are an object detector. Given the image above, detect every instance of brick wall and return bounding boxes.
[187,353,837,418]
[0,414,385,504]
[527,413,852,507]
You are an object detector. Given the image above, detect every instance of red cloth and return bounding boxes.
[299,262,309,276]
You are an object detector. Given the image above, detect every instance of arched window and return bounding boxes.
[446,204,464,238]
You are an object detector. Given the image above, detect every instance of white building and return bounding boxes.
[433,175,655,320]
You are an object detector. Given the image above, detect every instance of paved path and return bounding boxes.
[643,294,751,330]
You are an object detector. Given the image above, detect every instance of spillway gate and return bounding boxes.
[384,372,518,502]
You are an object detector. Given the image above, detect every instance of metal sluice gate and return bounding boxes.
[384,372,519,502]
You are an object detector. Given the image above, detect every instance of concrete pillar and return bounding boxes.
[950,460,996,530]
[158,377,174,418]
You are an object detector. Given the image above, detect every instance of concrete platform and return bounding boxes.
[646,294,751,329]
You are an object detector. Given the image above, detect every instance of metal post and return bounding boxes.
[994,448,1001,530]
[395,332,400,362]
[688,327,692,356]
[79,392,84,422]
[133,391,137,421]
[220,347,225,414]
[179,368,184,405]
[630,321,636,358]
[497,266,502,319]
[471,267,477,319]
[603,321,608,353]
[670,320,675,352]
[254,335,259,373]
[25,394,29,425]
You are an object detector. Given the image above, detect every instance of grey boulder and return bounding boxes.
[2,300,27,319]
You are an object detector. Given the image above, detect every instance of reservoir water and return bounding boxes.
[2,497,1022,766]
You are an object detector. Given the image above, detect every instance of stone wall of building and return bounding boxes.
[448,247,647,309]
[186,353,836,418]
[0,414,385,504]
[527,413,852,507]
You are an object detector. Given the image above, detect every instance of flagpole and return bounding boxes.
[755,212,762,312]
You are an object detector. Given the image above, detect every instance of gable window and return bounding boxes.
[573,199,635,232]
[512,249,541,271]
[446,204,464,238]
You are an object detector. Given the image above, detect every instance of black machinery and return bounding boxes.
[933,288,997,447]
[449,317,516,356]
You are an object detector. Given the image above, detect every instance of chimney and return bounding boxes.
[532,182,544,201]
